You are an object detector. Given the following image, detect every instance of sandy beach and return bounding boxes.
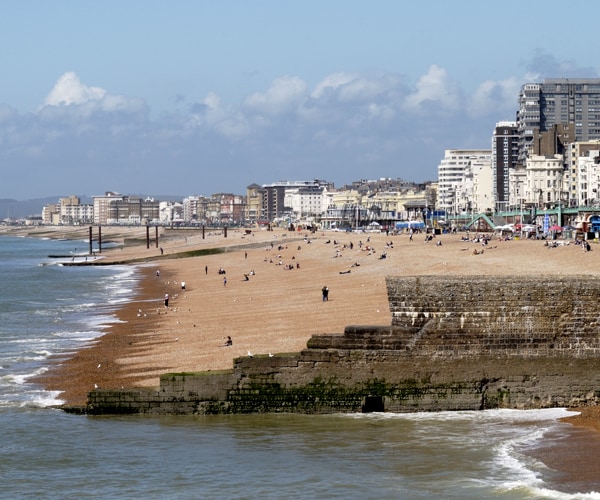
[3,224,600,429]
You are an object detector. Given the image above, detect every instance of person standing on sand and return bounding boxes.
[164,293,169,307]
[224,277,227,286]
[322,286,329,301]
[205,265,208,275]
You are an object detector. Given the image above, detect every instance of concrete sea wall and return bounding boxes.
[81,276,600,415]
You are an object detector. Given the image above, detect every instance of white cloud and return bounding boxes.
[311,72,404,103]
[243,76,307,115]
[185,92,252,140]
[43,72,106,106]
[468,78,520,118]
[404,65,459,111]
[311,72,360,99]
[41,72,146,120]
[0,67,514,199]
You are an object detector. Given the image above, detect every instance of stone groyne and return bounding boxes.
[77,276,600,415]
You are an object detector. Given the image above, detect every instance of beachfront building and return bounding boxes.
[41,203,60,225]
[92,193,161,225]
[59,196,94,225]
[42,196,93,225]
[319,181,436,229]
[93,192,125,225]
[261,180,333,223]
[215,193,246,225]
[523,154,565,208]
[517,78,600,163]
[159,201,184,224]
[491,121,519,212]
[472,157,495,214]
[284,184,324,224]
[245,184,264,224]
[564,141,600,207]
[437,149,492,215]
[508,165,527,212]
[182,195,202,223]
[574,150,600,206]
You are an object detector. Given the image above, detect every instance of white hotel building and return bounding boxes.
[437,149,493,215]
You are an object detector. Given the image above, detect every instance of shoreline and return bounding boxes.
[7,225,599,432]
[34,265,166,404]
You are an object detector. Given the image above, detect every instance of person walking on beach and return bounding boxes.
[224,277,227,287]
[164,293,169,307]
[322,286,329,301]
[205,265,208,275]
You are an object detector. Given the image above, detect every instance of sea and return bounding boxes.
[1,234,599,499]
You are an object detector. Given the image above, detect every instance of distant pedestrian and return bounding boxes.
[156,270,160,277]
[160,247,164,255]
[181,281,186,290]
[164,293,169,307]
[322,286,329,301]
[245,251,247,259]
[205,265,208,275]
[224,277,227,286]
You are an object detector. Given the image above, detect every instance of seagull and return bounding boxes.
[97,363,101,369]
[269,353,274,357]
[247,351,253,357]
[94,383,99,389]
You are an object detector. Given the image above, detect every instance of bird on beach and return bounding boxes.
[269,353,274,357]
[97,363,101,369]
[247,351,253,357]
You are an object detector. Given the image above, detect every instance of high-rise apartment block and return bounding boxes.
[517,78,600,162]
[491,121,519,210]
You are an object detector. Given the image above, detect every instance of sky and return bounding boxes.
[1,1,599,201]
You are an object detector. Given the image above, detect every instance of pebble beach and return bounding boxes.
[3,224,599,432]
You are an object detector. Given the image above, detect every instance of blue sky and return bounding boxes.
[1,1,599,200]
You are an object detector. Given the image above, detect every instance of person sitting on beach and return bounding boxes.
[223,336,233,346]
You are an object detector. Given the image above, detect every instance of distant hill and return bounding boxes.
[0,197,60,219]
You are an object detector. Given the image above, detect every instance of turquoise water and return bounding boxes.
[0,235,598,499]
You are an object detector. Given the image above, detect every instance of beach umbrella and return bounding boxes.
[549,225,562,231]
